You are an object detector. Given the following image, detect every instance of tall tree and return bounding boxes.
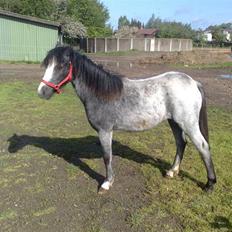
[145,14,195,39]
[67,0,111,37]
[118,16,130,29]
[145,14,162,29]
[212,28,226,43]
[0,0,55,19]
[0,0,112,37]
[130,18,142,28]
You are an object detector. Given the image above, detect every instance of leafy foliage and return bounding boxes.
[0,0,55,19]
[0,0,112,37]
[66,0,111,37]
[118,16,130,29]
[207,23,232,43]
[146,14,195,39]
[60,16,87,38]
[118,15,143,29]
[212,28,227,43]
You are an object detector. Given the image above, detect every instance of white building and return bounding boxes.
[203,31,213,42]
[222,30,231,41]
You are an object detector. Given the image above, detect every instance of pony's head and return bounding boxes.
[38,46,74,99]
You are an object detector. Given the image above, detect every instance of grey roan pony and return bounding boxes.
[38,46,216,193]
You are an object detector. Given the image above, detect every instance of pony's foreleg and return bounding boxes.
[98,130,114,193]
[166,119,187,178]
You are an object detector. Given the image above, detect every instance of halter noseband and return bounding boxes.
[42,63,73,94]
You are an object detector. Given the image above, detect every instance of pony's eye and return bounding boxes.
[56,64,64,69]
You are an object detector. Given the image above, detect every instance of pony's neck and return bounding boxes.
[73,53,123,101]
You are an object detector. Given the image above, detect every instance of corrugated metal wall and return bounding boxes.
[0,16,58,62]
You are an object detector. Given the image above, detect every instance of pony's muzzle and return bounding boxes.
[37,82,54,100]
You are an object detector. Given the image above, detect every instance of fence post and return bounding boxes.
[105,38,107,52]
[117,38,119,51]
[169,39,173,52]
[178,39,182,51]
[144,38,147,52]
[130,38,133,50]
[158,39,161,51]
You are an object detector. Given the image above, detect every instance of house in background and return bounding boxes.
[135,28,158,38]
[203,30,213,42]
[222,29,232,41]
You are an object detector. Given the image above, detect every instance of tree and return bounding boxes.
[67,0,111,37]
[118,16,130,29]
[0,0,55,19]
[60,16,87,38]
[0,0,113,37]
[145,14,162,29]
[51,0,67,20]
[212,28,226,43]
[130,18,142,28]
[145,14,195,39]
[118,16,143,29]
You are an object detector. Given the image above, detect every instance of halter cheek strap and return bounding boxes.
[42,63,73,94]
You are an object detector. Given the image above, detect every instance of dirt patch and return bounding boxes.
[137,50,232,65]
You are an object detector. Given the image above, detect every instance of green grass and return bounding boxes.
[33,207,56,217]
[0,81,231,231]
[0,60,40,64]
[0,210,17,221]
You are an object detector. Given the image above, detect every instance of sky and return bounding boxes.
[101,0,232,30]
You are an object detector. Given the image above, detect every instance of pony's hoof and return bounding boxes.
[166,169,179,178]
[203,179,216,193]
[203,184,214,193]
[98,179,114,194]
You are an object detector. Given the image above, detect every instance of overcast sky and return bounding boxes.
[101,0,232,29]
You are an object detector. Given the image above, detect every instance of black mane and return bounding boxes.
[75,52,123,100]
[43,46,123,100]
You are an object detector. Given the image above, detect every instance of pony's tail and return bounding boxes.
[197,83,209,143]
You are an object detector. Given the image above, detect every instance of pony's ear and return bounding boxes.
[63,47,74,62]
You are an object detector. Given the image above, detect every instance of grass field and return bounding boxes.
[0,81,231,231]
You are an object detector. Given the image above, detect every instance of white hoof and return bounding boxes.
[166,168,179,178]
[98,179,114,194]
[101,178,114,190]
[166,170,175,178]
[101,181,111,190]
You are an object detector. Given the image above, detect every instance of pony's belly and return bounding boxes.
[114,117,163,131]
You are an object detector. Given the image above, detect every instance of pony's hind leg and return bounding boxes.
[166,119,187,178]
[98,130,114,194]
[187,127,216,192]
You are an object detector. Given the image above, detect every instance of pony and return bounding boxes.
[37,46,216,193]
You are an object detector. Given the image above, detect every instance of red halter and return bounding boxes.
[42,63,73,94]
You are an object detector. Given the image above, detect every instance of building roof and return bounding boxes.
[136,28,157,35]
[223,29,232,33]
[0,9,60,28]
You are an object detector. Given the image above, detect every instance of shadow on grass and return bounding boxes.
[211,216,232,230]
[7,134,204,189]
